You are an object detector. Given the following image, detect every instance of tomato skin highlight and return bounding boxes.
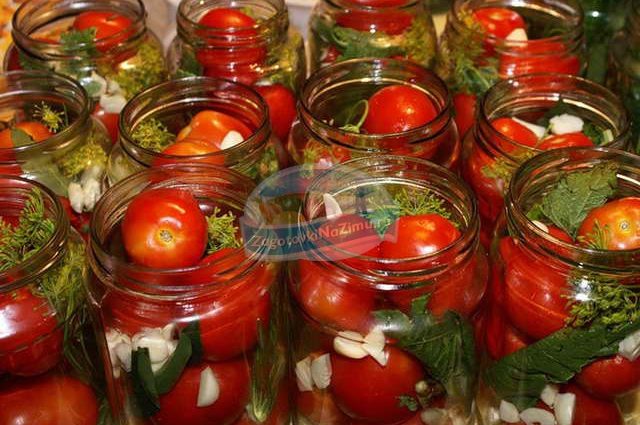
[363,85,438,134]
[0,373,98,425]
[577,197,640,250]
[380,214,460,260]
[72,11,133,52]
[472,7,526,39]
[153,359,250,425]
[121,188,208,269]
[575,355,640,399]
[330,346,425,423]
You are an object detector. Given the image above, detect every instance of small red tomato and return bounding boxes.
[154,359,250,425]
[576,355,640,399]
[363,85,438,134]
[0,287,63,376]
[121,188,208,268]
[0,373,98,425]
[537,132,594,150]
[380,214,460,260]
[199,8,256,30]
[254,84,297,142]
[176,110,253,147]
[453,92,477,138]
[335,10,413,36]
[545,224,573,243]
[72,11,133,52]
[154,139,225,167]
[0,121,52,148]
[472,7,526,39]
[499,40,581,78]
[561,383,623,425]
[490,117,539,149]
[577,197,640,250]
[330,346,425,423]
[93,104,119,143]
[484,308,530,360]
[315,214,381,262]
[58,196,91,237]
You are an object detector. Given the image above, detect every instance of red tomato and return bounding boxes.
[0,287,63,376]
[484,308,530,360]
[363,85,438,134]
[154,139,225,167]
[499,40,581,78]
[58,196,92,238]
[0,121,52,148]
[342,0,407,6]
[453,93,477,138]
[121,188,208,268]
[296,260,375,333]
[472,7,526,39]
[335,10,413,36]
[0,373,98,425]
[176,110,253,147]
[561,383,623,425]
[154,359,250,425]
[490,117,538,149]
[199,8,256,29]
[577,197,640,250]
[575,355,640,399]
[315,214,381,263]
[545,225,573,243]
[297,390,349,425]
[254,84,297,142]
[92,104,119,143]
[72,11,133,52]
[537,132,594,150]
[330,346,425,423]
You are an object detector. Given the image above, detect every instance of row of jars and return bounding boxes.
[1,144,638,425]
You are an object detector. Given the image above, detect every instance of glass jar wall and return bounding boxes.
[7,0,168,142]
[86,164,288,425]
[0,175,102,424]
[288,155,488,425]
[461,73,629,247]
[478,147,640,425]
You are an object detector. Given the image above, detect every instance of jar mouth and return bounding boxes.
[300,58,453,151]
[12,0,147,59]
[507,147,640,271]
[90,164,266,298]
[324,0,420,11]
[0,70,90,157]
[478,73,630,162]
[301,155,479,289]
[118,76,270,169]
[0,175,68,292]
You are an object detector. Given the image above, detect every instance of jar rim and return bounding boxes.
[322,0,420,11]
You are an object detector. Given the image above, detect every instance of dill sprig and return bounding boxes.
[206,207,242,254]
[107,43,166,99]
[59,28,97,55]
[56,139,108,178]
[577,220,611,250]
[131,118,175,152]
[33,102,67,133]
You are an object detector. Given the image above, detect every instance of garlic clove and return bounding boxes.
[295,357,313,392]
[554,393,576,425]
[114,342,132,372]
[100,93,127,114]
[512,117,546,140]
[362,344,389,366]
[310,354,332,389]
[220,130,244,150]
[336,330,365,342]
[506,28,528,41]
[540,384,559,407]
[132,330,170,364]
[162,323,177,341]
[420,408,446,425]
[363,328,386,350]
[333,336,368,359]
[323,193,343,220]
[499,400,520,423]
[197,366,220,407]
[519,408,555,425]
[619,329,640,361]
[549,114,584,135]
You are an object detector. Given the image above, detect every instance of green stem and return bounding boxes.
[339,100,369,134]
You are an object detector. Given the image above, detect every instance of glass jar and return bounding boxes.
[288,155,488,425]
[609,0,640,153]
[436,0,585,136]
[0,70,111,231]
[86,164,288,425]
[461,73,629,247]
[288,58,460,185]
[7,0,168,142]
[169,0,305,93]
[0,175,103,423]
[109,76,283,186]
[307,0,437,71]
[478,147,640,425]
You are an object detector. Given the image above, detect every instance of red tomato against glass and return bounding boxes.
[537,132,594,150]
[380,214,460,261]
[72,11,133,52]
[499,40,581,78]
[121,188,208,269]
[363,85,438,134]
[93,104,119,143]
[561,383,623,425]
[453,92,477,138]
[154,359,250,425]
[297,260,375,333]
[254,84,297,142]
[577,197,640,250]
[297,389,349,425]
[472,7,526,39]
[154,139,225,167]
[330,346,424,423]
[0,373,98,425]
[0,287,63,376]
[575,355,640,399]
[176,110,253,147]
[490,117,538,149]
[484,308,530,360]
[0,121,52,148]
[335,10,413,36]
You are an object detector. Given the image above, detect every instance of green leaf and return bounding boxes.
[485,321,640,410]
[10,128,34,147]
[154,333,192,394]
[21,158,71,196]
[314,19,402,61]
[529,163,618,237]
[176,48,203,78]
[182,321,203,365]
[130,348,160,417]
[582,121,612,146]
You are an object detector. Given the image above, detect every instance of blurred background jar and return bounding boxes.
[86,164,288,425]
[307,0,436,71]
[0,175,104,425]
[0,70,111,234]
[436,0,585,137]
[6,0,168,142]
[108,76,286,186]
[461,73,629,247]
[478,147,640,425]
[288,155,487,425]
[288,58,460,186]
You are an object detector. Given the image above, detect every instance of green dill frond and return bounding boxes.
[56,139,107,178]
[131,118,175,152]
[175,48,203,79]
[394,188,452,219]
[110,43,166,99]
[33,102,67,133]
[59,28,97,55]
[577,220,611,250]
[400,15,435,66]
[207,207,242,254]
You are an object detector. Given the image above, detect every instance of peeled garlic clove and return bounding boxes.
[333,336,368,359]
[311,354,332,389]
[336,330,365,342]
[519,408,555,425]
[554,393,576,425]
[162,323,177,340]
[549,114,584,135]
[114,342,132,372]
[540,384,559,406]
[220,130,244,150]
[295,357,313,392]
[506,28,528,41]
[362,344,388,366]
[619,329,640,361]
[323,193,342,220]
[197,366,220,407]
[499,400,520,423]
[512,117,546,140]
[363,328,386,350]
[420,408,446,425]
